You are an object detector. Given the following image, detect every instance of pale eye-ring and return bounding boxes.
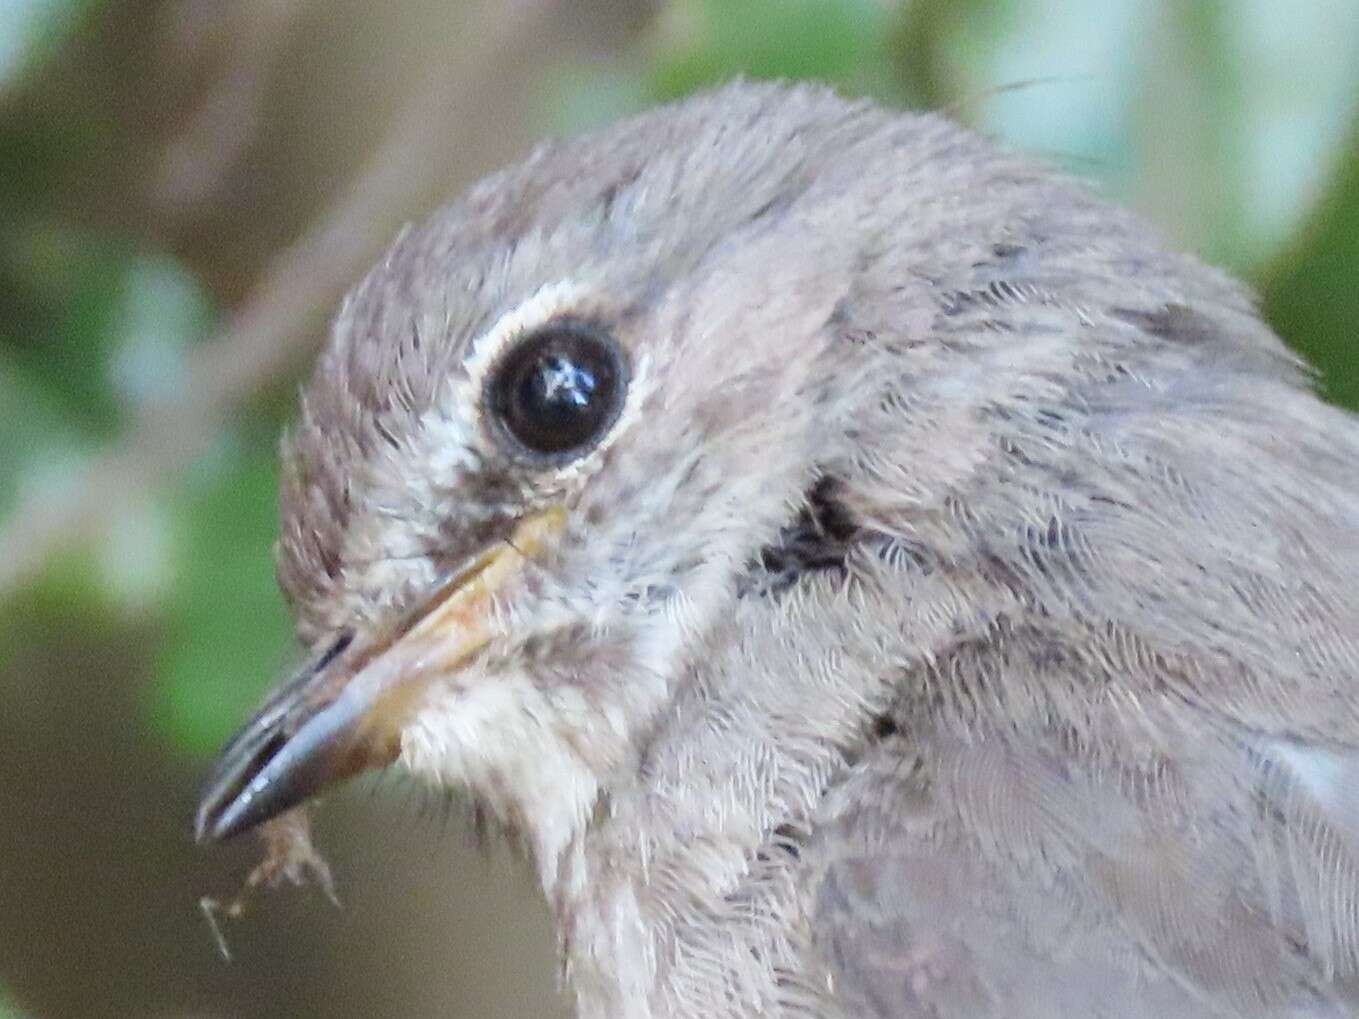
[486,320,627,462]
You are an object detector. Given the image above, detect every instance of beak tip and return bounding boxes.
[196,768,285,844]
[194,793,232,844]
[194,804,225,844]
[195,746,279,845]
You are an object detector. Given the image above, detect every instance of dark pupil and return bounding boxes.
[497,329,620,455]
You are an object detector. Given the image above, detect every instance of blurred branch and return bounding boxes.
[153,0,309,221]
[0,0,564,597]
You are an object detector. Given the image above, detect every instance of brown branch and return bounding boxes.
[153,0,310,220]
[0,0,564,596]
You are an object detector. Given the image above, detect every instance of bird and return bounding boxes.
[195,81,1359,1018]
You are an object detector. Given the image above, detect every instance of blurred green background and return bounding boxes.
[0,1,1355,1016]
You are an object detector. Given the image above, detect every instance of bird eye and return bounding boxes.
[486,321,627,461]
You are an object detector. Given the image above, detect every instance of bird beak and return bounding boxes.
[194,508,565,843]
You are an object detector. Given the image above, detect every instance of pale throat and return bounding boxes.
[397,674,609,888]
[395,672,663,1015]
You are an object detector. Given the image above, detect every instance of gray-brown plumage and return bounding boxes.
[197,82,1359,1018]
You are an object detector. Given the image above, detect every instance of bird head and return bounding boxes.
[194,84,910,862]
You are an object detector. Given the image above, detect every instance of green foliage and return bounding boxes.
[649,0,890,99]
[149,448,295,755]
[0,0,103,89]
[1263,127,1359,411]
[0,235,217,678]
[1,229,131,440]
[0,235,212,513]
[0,355,86,522]
[0,987,31,1019]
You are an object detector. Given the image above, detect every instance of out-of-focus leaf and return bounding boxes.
[895,0,1155,220]
[550,0,905,146]
[0,359,89,520]
[0,79,109,220]
[1129,3,1245,264]
[95,490,175,613]
[543,65,652,136]
[1261,123,1359,413]
[649,0,888,99]
[889,0,1002,109]
[106,253,211,411]
[0,234,213,608]
[987,0,1145,180]
[0,0,100,92]
[0,225,130,434]
[150,446,295,755]
[889,1,1359,273]
[0,985,33,1019]
[1,232,213,430]
[1232,0,1359,261]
